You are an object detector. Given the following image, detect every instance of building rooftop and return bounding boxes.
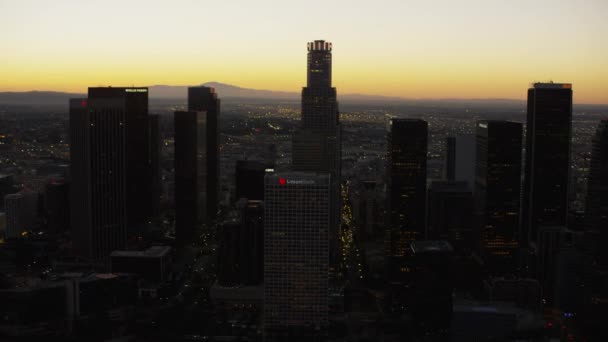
[531,82,572,89]
[410,240,454,254]
[308,40,332,51]
[428,180,471,193]
[110,245,171,258]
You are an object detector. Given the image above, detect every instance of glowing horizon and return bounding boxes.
[1,0,607,104]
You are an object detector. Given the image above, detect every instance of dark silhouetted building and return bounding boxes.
[174,110,206,245]
[217,212,241,286]
[4,193,28,239]
[585,120,608,265]
[292,40,341,264]
[44,179,70,234]
[217,199,264,286]
[70,87,157,261]
[475,120,522,274]
[148,114,161,216]
[354,180,385,240]
[445,137,456,181]
[387,118,428,257]
[0,174,15,210]
[521,83,572,249]
[444,135,476,188]
[235,160,272,202]
[188,86,220,223]
[264,172,330,340]
[110,246,172,283]
[427,181,474,254]
[410,240,454,337]
[536,225,564,304]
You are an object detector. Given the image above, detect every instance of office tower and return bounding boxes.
[87,87,155,228]
[387,118,428,257]
[554,230,588,312]
[445,137,456,181]
[521,83,572,249]
[239,199,264,285]
[354,180,384,240]
[44,179,70,234]
[475,121,523,274]
[217,212,241,286]
[188,86,220,223]
[0,174,15,210]
[174,110,206,245]
[235,160,273,202]
[292,40,341,262]
[4,193,25,239]
[4,192,38,239]
[410,241,454,337]
[264,172,330,339]
[218,199,264,286]
[110,246,172,283]
[427,181,474,254]
[148,114,161,216]
[585,120,608,265]
[444,135,476,188]
[70,87,154,261]
[537,225,564,304]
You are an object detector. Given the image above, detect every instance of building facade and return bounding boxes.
[585,120,608,265]
[70,88,157,261]
[387,118,428,256]
[475,120,523,274]
[188,87,220,223]
[521,83,572,249]
[264,172,330,340]
[292,40,341,263]
[174,110,207,245]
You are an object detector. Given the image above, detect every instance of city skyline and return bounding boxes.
[2,3,608,339]
[1,0,608,104]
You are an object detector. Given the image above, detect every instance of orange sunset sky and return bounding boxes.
[1,0,607,103]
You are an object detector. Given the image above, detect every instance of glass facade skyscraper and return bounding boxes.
[521,83,572,249]
[70,87,153,261]
[188,86,220,223]
[263,172,330,340]
[387,118,428,257]
[292,40,341,262]
[475,120,522,274]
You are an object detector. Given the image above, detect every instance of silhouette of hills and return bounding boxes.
[1,83,604,108]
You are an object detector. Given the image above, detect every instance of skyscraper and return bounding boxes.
[444,135,476,189]
[148,114,161,216]
[188,86,220,223]
[235,160,273,202]
[521,83,572,249]
[387,118,428,257]
[585,120,608,265]
[44,179,70,234]
[70,95,126,261]
[70,88,156,261]
[427,180,474,254]
[87,87,156,229]
[4,193,26,239]
[264,172,330,340]
[475,120,522,273]
[292,40,341,262]
[218,198,264,286]
[174,110,206,245]
[445,137,456,181]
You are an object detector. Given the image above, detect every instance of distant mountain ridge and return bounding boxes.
[3,82,600,107]
[0,82,521,103]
